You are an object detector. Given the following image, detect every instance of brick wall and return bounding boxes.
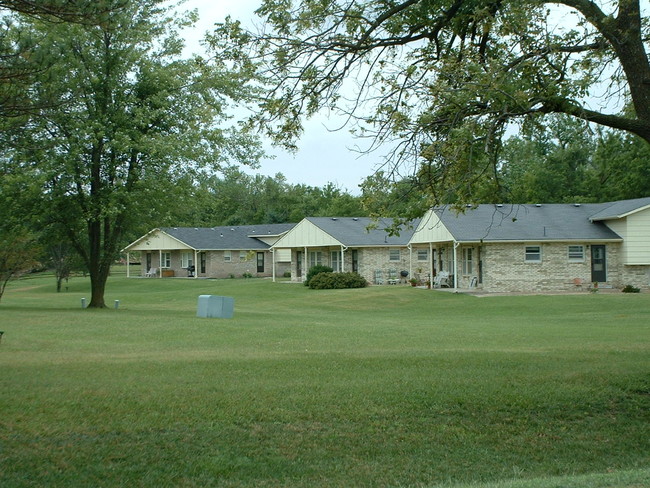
[290,247,411,284]
[621,265,650,290]
[150,250,279,279]
[481,242,624,292]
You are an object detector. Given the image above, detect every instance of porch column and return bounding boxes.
[429,242,434,289]
[272,248,276,282]
[453,241,459,289]
[159,250,162,278]
[194,250,198,279]
[340,246,345,272]
[126,252,130,278]
[304,247,308,282]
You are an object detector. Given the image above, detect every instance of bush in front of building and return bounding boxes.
[304,265,333,286]
[622,284,641,293]
[308,272,368,289]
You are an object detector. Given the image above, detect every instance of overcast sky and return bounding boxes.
[178,0,380,194]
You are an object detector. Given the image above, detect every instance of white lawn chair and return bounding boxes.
[374,270,384,285]
[433,271,450,288]
[387,269,398,285]
[145,267,157,278]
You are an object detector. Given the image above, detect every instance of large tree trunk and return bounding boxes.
[88,271,107,308]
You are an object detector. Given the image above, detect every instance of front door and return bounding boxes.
[296,251,303,280]
[257,252,265,273]
[200,252,206,274]
[591,245,607,283]
[146,253,152,272]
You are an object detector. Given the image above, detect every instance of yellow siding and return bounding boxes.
[409,210,454,244]
[256,236,282,246]
[127,230,191,251]
[623,207,650,264]
[604,207,650,264]
[272,219,341,248]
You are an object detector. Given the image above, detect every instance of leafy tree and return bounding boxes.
[169,170,366,227]
[0,1,122,21]
[216,0,650,206]
[0,228,40,303]
[590,130,650,201]
[498,115,650,203]
[1,1,129,121]
[5,1,261,307]
[49,242,84,292]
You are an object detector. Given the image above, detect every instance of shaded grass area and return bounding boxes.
[1,274,649,487]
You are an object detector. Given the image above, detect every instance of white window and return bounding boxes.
[568,245,585,262]
[181,252,194,269]
[462,248,473,275]
[309,251,322,268]
[239,251,247,261]
[161,252,171,268]
[417,249,428,261]
[330,251,341,272]
[224,251,231,262]
[389,249,401,261]
[525,245,542,263]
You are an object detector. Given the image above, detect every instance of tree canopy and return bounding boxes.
[2,0,262,307]
[217,0,650,209]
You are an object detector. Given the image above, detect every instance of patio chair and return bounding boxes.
[374,270,384,285]
[387,269,398,285]
[145,267,157,278]
[433,271,450,288]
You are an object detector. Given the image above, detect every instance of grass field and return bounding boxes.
[1,271,649,487]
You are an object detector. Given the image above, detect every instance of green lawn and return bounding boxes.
[1,272,649,487]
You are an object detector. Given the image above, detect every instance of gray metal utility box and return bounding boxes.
[197,295,234,319]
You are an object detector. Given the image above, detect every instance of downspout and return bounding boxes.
[341,245,347,272]
[453,241,459,289]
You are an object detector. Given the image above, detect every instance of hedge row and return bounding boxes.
[308,271,368,289]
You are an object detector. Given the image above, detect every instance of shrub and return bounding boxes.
[283,271,291,278]
[308,272,368,290]
[622,284,641,293]
[304,265,333,286]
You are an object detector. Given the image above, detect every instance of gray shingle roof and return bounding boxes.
[305,217,418,246]
[587,197,650,221]
[161,223,296,250]
[434,204,622,241]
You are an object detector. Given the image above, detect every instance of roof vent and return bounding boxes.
[352,217,359,221]
[220,233,223,237]
[535,204,542,207]
[332,217,338,221]
[496,204,503,208]
[574,203,581,207]
[231,228,235,231]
